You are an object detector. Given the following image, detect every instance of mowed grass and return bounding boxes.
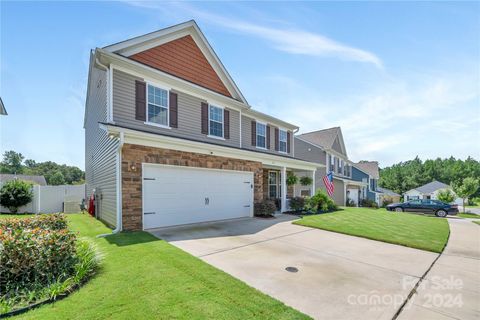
[458,213,480,219]
[472,220,480,226]
[2,213,309,320]
[293,207,449,253]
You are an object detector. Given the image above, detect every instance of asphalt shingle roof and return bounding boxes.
[414,180,451,194]
[377,187,400,196]
[0,174,47,186]
[296,127,340,150]
[354,161,380,179]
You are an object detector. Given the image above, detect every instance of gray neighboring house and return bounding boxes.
[294,127,367,206]
[377,187,401,204]
[0,97,7,115]
[0,174,47,186]
[404,180,462,204]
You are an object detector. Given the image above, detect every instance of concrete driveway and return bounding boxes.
[149,215,439,320]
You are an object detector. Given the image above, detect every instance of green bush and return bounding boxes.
[0,214,100,314]
[346,198,356,207]
[299,176,313,186]
[360,198,378,208]
[437,189,455,203]
[305,190,338,212]
[0,214,77,295]
[381,198,393,208]
[254,200,277,217]
[0,179,33,213]
[289,197,305,212]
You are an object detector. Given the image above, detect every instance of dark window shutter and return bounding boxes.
[266,125,271,149]
[274,128,279,151]
[169,92,178,128]
[201,102,208,134]
[135,80,146,121]
[287,131,291,153]
[224,109,230,139]
[251,121,256,146]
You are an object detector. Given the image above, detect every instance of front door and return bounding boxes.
[268,171,282,210]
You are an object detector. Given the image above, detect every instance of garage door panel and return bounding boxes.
[143,165,253,229]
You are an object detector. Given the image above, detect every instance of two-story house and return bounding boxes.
[84,21,319,231]
[294,127,367,206]
[353,161,381,204]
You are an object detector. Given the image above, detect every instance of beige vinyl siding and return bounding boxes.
[85,65,118,227]
[241,115,293,157]
[112,69,240,148]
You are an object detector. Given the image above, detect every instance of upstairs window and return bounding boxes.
[256,123,266,148]
[279,129,287,153]
[147,84,168,126]
[209,105,224,137]
[330,155,335,172]
[338,160,343,174]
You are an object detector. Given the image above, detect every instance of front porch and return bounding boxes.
[345,180,368,206]
[261,165,317,212]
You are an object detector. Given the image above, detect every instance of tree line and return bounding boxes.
[0,151,84,185]
[379,156,480,197]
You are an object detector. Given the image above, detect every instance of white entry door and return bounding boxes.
[142,164,254,229]
[347,188,359,205]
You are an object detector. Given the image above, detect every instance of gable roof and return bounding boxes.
[354,161,380,179]
[0,174,47,186]
[0,97,7,115]
[103,20,247,104]
[377,187,400,197]
[296,127,347,156]
[412,180,451,194]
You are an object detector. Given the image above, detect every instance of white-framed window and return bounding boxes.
[209,105,224,138]
[338,159,343,174]
[268,171,279,198]
[279,129,287,152]
[256,122,266,148]
[330,155,335,172]
[147,84,169,126]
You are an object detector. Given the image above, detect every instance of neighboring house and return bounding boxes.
[377,187,401,205]
[0,97,7,115]
[0,174,47,186]
[84,20,319,231]
[404,180,462,204]
[294,127,367,206]
[353,161,381,204]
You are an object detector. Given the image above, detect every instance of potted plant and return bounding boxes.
[286,172,298,186]
[300,176,313,186]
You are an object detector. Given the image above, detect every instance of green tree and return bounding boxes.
[49,171,66,185]
[0,151,24,174]
[0,179,33,213]
[453,177,479,213]
[437,189,455,203]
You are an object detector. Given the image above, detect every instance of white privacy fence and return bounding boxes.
[0,184,86,214]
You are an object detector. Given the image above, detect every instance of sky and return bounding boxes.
[1,1,479,170]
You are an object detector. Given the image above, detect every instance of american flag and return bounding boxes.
[323,171,334,197]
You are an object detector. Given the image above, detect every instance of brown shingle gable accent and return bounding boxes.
[130,35,232,97]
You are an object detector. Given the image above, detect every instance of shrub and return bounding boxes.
[299,176,313,186]
[254,200,277,217]
[306,190,338,212]
[0,215,77,296]
[286,173,298,186]
[437,189,455,203]
[360,198,378,208]
[0,214,68,231]
[382,198,393,208]
[346,198,356,207]
[0,179,33,213]
[289,197,305,212]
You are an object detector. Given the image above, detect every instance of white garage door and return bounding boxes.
[143,164,254,229]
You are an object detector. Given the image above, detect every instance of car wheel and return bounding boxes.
[436,210,447,218]
[395,207,403,212]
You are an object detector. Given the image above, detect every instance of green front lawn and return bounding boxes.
[4,214,308,320]
[472,220,480,226]
[293,207,449,253]
[458,213,480,219]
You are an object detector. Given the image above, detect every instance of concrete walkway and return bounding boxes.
[150,215,438,320]
[398,218,480,320]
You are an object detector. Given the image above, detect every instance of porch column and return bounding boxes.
[311,169,316,196]
[281,166,287,212]
[343,182,347,206]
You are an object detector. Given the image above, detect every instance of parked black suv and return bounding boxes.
[386,199,458,217]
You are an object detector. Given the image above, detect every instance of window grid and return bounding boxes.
[256,123,266,148]
[147,84,168,126]
[279,130,287,152]
[209,105,224,137]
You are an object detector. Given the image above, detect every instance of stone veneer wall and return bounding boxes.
[121,144,263,231]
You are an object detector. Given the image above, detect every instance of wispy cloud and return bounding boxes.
[124,1,383,68]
